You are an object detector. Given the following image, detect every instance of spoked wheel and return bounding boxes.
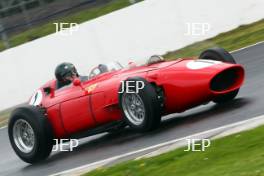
[8,105,54,164]
[122,92,146,126]
[13,119,35,154]
[119,77,162,132]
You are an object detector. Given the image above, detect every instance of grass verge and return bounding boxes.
[0,109,11,128]
[164,19,264,59]
[0,0,143,52]
[83,125,264,176]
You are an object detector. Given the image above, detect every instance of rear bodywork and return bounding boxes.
[31,59,244,138]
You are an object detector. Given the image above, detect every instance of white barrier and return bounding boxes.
[0,0,263,110]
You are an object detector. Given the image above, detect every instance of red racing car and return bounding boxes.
[8,47,245,163]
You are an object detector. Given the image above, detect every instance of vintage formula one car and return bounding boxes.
[8,47,245,163]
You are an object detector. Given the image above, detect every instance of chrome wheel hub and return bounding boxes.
[122,92,145,125]
[13,119,35,153]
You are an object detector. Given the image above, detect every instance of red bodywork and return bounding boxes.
[32,59,244,138]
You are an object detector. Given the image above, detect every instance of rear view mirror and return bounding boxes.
[73,78,88,95]
[73,78,81,86]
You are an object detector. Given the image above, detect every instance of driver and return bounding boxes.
[98,64,108,73]
[55,62,79,89]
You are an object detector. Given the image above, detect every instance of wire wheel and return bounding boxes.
[13,119,35,153]
[121,92,146,126]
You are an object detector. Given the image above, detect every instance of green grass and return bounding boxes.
[0,0,142,52]
[164,19,264,59]
[83,125,264,176]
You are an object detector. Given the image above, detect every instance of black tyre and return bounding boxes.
[199,47,239,103]
[213,89,239,104]
[118,77,162,132]
[199,47,236,64]
[8,105,54,164]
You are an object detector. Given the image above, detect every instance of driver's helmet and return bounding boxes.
[55,62,79,83]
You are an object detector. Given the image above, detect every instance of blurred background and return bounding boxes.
[0,0,263,121]
[0,0,138,51]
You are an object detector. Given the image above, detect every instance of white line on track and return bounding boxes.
[0,126,7,130]
[50,114,264,176]
[231,41,264,53]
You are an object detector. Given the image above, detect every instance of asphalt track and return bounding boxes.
[0,42,264,176]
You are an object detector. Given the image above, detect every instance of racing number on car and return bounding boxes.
[29,90,43,106]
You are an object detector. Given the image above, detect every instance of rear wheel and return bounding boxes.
[119,77,162,132]
[199,47,239,103]
[8,105,53,164]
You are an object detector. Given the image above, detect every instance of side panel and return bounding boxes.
[46,104,67,138]
[91,92,122,124]
[60,96,96,134]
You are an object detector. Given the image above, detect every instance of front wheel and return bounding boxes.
[8,105,54,164]
[119,77,162,132]
[200,47,240,103]
[199,47,236,63]
[213,89,239,104]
